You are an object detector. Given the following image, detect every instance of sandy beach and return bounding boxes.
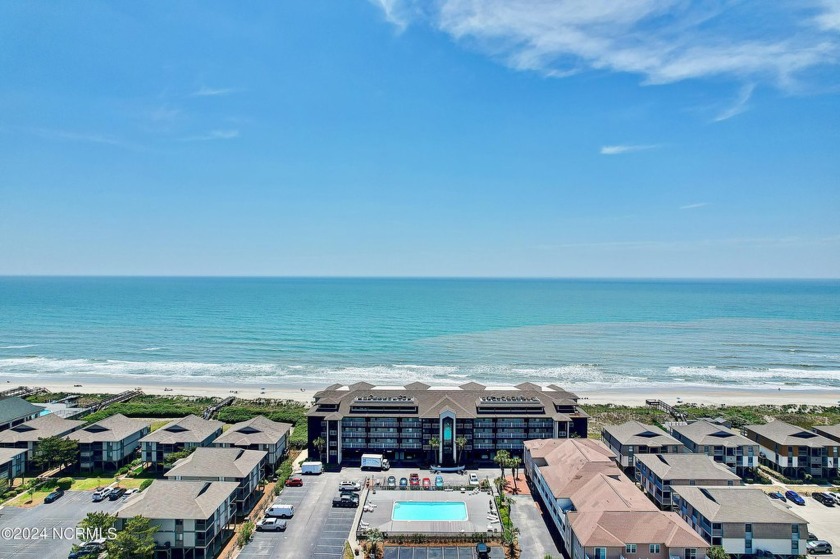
[5,375,839,407]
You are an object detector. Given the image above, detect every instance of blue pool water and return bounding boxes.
[392,501,468,522]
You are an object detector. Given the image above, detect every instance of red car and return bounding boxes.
[409,473,420,487]
[422,477,431,490]
[285,477,303,487]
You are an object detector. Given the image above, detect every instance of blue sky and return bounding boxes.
[1,1,838,277]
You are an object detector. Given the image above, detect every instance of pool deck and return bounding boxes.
[361,488,499,535]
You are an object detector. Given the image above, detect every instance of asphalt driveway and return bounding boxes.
[0,490,124,559]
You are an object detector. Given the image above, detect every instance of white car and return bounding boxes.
[469,473,479,486]
[256,518,287,532]
[92,487,112,502]
[339,480,361,492]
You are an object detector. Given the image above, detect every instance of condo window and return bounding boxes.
[650,544,661,554]
[595,548,607,559]
[626,544,637,554]
[686,549,697,559]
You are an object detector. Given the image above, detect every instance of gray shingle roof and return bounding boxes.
[745,421,837,448]
[69,414,150,443]
[165,447,265,479]
[309,383,585,420]
[116,480,238,520]
[672,486,807,524]
[139,415,223,445]
[0,414,84,443]
[602,421,681,447]
[212,416,291,447]
[635,453,741,482]
[0,447,27,465]
[813,424,840,443]
[0,397,44,425]
[671,420,756,448]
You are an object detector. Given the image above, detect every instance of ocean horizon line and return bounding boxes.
[1,275,839,282]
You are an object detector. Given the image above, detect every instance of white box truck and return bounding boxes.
[361,454,390,470]
[300,461,323,474]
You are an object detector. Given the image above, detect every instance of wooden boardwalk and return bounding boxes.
[645,399,687,421]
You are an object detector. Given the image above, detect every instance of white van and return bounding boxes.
[266,504,295,518]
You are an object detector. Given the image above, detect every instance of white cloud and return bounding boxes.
[814,0,840,31]
[191,86,240,97]
[179,129,240,141]
[680,202,709,210]
[714,83,755,122]
[600,144,658,155]
[370,1,840,89]
[26,127,138,149]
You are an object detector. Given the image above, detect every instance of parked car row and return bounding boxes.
[385,474,446,489]
[91,486,133,502]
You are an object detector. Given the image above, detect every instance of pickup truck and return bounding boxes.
[332,494,359,508]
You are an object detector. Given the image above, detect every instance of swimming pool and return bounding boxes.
[392,501,468,522]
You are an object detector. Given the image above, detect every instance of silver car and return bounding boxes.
[256,518,287,532]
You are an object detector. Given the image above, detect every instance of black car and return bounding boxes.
[812,492,834,507]
[108,487,127,500]
[332,495,359,508]
[44,488,64,503]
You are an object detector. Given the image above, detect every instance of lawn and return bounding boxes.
[5,476,147,507]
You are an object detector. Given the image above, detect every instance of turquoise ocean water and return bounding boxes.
[0,278,838,391]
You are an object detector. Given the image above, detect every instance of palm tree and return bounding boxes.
[509,456,522,491]
[455,436,467,465]
[366,528,384,559]
[312,436,326,460]
[429,436,440,464]
[502,526,520,557]
[494,450,511,479]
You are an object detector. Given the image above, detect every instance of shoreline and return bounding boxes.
[6,375,840,407]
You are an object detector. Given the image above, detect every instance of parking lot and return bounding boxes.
[239,471,357,559]
[779,490,840,554]
[0,490,124,559]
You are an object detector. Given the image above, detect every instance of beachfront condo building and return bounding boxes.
[0,413,85,465]
[601,421,684,469]
[0,396,45,431]
[522,438,709,559]
[672,486,808,558]
[813,424,840,446]
[307,382,588,467]
[744,421,839,480]
[116,480,237,559]
[67,414,151,472]
[634,453,741,509]
[140,415,224,469]
[212,415,292,474]
[165,447,266,517]
[0,448,27,483]
[669,420,759,476]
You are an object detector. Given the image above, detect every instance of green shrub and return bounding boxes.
[288,423,308,450]
[56,477,73,490]
[139,479,153,492]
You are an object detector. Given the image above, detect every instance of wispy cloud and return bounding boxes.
[714,84,755,122]
[600,144,658,155]
[538,235,840,252]
[370,1,840,91]
[680,202,709,210]
[179,129,240,142]
[369,0,414,31]
[150,106,181,123]
[26,127,138,149]
[191,86,240,97]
